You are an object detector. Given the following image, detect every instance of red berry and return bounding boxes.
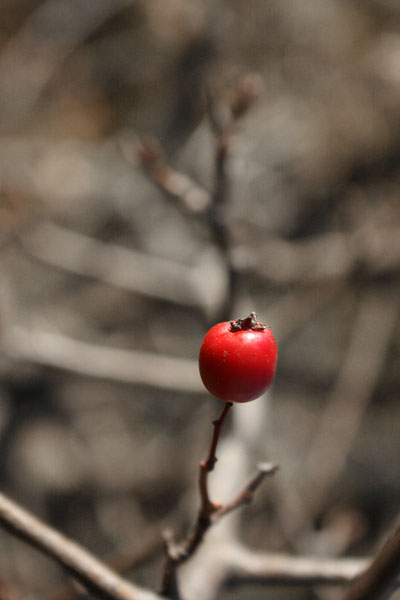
[198,313,277,403]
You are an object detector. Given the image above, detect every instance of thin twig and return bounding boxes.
[303,289,399,518]
[199,402,233,512]
[160,403,278,598]
[133,76,262,323]
[206,77,261,321]
[0,492,161,600]
[165,77,264,598]
[215,462,279,518]
[133,136,211,213]
[206,93,235,321]
[160,402,232,597]
[178,407,278,600]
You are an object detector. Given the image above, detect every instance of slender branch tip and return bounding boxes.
[257,462,279,474]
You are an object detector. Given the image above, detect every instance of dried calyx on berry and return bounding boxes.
[229,312,266,332]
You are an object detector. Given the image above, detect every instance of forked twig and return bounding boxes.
[216,462,279,519]
[134,136,211,214]
[133,75,263,324]
[160,403,277,598]
[160,402,232,597]
[303,289,399,519]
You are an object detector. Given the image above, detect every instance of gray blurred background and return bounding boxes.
[0,1,399,599]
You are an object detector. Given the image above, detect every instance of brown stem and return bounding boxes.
[199,401,233,512]
[159,401,279,600]
[160,402,232,597]
[215,462,279,519]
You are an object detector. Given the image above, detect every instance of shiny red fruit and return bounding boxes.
[198,313,277,403]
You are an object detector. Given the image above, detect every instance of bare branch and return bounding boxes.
[128,136,211,214]
[239,224,400,285]
[0,492,161,600]
[131,75,262,219]
[199,402,233,512]
[20,222,209,310]
[341,520,400,600]
[179,391,276,600]
[216,462,279,519]
[160,402,233,597]
[159,77,269,597]
[47,525,166,600]
[226,544,370,587]
[303,289,399,518]
[132,76,263,324]
[2,326,203,393]
[160,404,278,598]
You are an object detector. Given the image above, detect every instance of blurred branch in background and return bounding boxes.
[134,74,263,322]
[0,492,161,600]
[46,526,165,600]
[341,519,400,600]
[303,288,399,520]
[20,222,220,313]
[0,487,389,600]
[0,0,128,127]
[123,136,211,215]
[1,326,202,393]
[239,224,400,284]
[226,545,369,587]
